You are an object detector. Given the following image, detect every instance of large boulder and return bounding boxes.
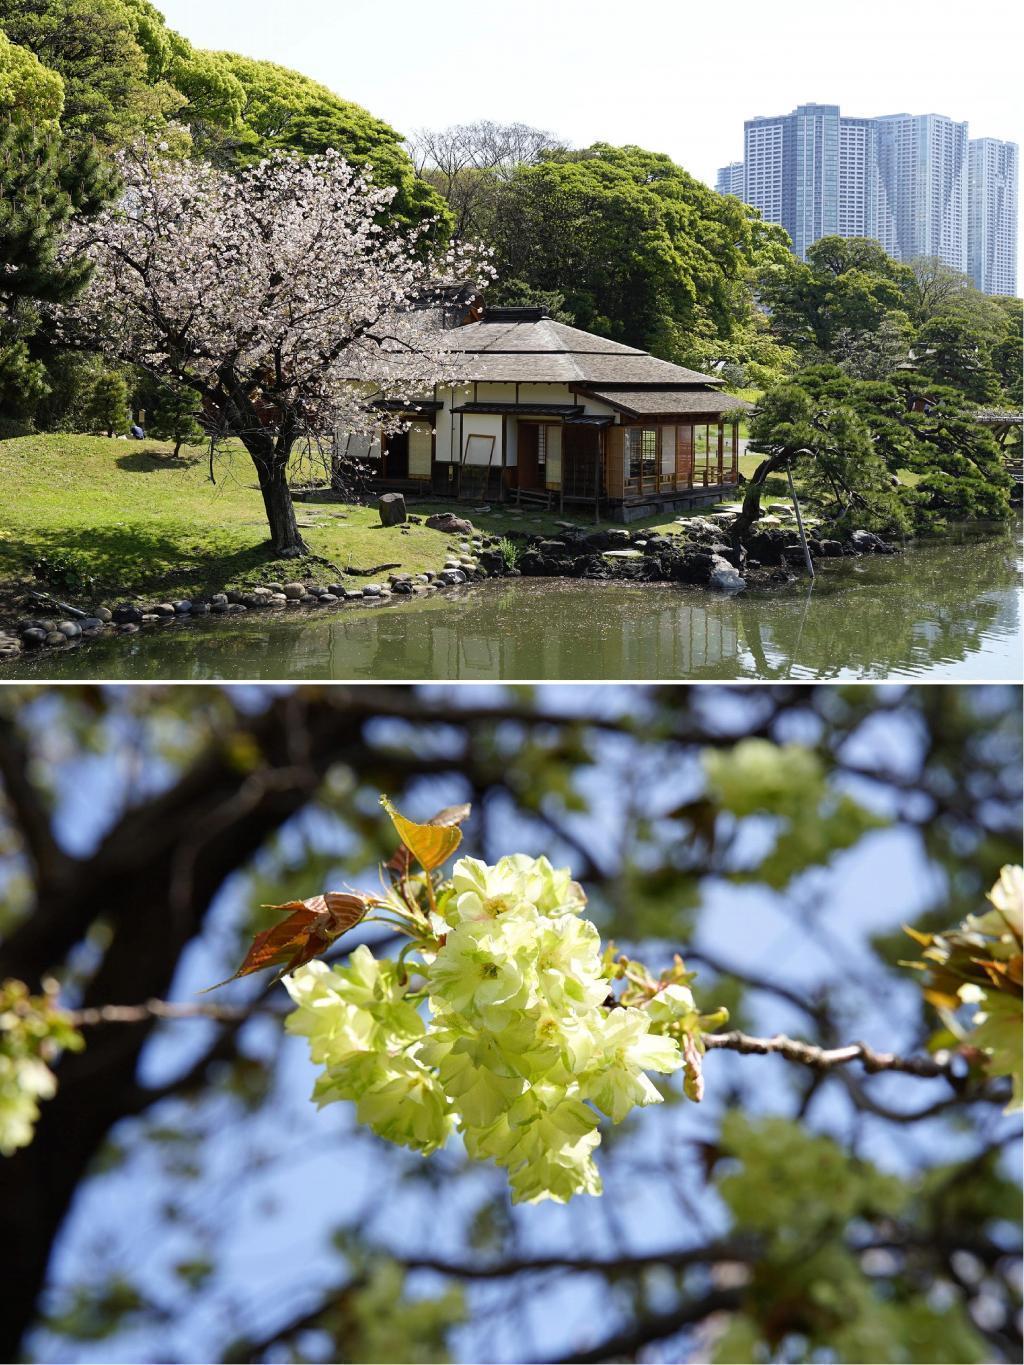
[479,550,507,575]
[743,529,790,566]
[426,512,473,535]
[849,528,897,555]
[582,529,613,552]
[675,549,716,584]
[378,493,407,527]
[708,553,746,594]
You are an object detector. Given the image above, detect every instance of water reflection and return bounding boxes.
[7,521,1021,681]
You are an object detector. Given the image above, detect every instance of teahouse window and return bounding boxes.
[660,425,676,478]
[537,425,547,467]
[625,428,658,481]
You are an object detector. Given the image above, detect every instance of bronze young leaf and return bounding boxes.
[203,892,370,991]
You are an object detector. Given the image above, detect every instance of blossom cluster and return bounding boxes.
[51,137,493,442]
[904,864,1022,1112]
[285,855,700,1203]
[0,979,83,1156]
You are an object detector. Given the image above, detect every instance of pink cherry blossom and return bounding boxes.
[51,137,492,554]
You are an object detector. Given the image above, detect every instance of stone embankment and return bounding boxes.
[0,507,897,663]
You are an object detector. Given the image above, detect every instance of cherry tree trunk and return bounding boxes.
[244,441,308,557]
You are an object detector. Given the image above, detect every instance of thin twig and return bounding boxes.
[704,1028,957,1078]
[65,1002,974,1090]
[65,998,277,1027]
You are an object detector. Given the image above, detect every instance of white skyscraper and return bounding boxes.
[838,118,878,240]
[968,138,1018,296]
[743,115,786,230]
[874,113,969,271]
[718,108,1015,292]
[715,162,745,197]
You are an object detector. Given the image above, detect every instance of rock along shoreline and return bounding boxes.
[0,510,898,665]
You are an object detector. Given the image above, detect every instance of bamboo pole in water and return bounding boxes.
[787,454,815,580]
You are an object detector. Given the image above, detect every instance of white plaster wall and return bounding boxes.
[505,417,518,467]
[461,412,503,466]
[434,390,455,462]
[475,382,516,402]
[518,382,575,404]
[575,393,619,417]
[545,424,562,487]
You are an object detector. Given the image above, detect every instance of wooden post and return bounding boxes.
[595,431,602,525]
[786,460,815,580]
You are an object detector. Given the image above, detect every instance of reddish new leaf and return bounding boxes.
[203,892,370,991]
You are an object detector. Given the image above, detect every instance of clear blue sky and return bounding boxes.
[153,0,1023,180]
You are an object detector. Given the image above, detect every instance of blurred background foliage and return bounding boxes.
[0,683,1020,1364]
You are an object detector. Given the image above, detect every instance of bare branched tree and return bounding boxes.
[406,120,562,239]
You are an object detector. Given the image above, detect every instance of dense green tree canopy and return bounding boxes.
[739,366,910,540]
[758,235,916,361]
[0,0,443,227]
[913,312,1001,404]
[0,685,1019,1365]
[0,0,447,427]
[482,143,763,369]
[181,51,446,228]
[741,364,1012,537]
[0,24,62,120]
[0,0,176,148]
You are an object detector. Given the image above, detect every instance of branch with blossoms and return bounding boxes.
[46,134,495,553]
[4,802,1019,1193]
[57,999,992,1083]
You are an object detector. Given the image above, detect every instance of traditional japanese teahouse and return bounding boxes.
[359,306,750,521]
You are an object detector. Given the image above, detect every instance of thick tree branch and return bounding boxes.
[65,1007,994,1094]
[0,715,74,895]
[397,1238,756,1280]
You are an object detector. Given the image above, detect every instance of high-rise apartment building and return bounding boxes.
[874,113,968,271]
[790,104,840,259]
[716,106,1017,293]
[838,117,877,239]
[742,104,840,259]
[742,115,786,228]
[968,138,1018,295]
[715,162,744,197]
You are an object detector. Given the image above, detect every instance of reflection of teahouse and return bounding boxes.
[354,306,751,522]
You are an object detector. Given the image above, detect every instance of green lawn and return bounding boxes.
[0,434,463,602]
[0,432,739,605]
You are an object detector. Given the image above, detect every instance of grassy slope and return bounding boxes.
[0,433,737,604]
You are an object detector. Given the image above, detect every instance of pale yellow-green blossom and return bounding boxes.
[284,853,693,1203]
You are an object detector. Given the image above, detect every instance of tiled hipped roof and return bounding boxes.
[575,388,753,418]
[447,318,721,386]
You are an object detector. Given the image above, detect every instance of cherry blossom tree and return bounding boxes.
[51,141,487,555]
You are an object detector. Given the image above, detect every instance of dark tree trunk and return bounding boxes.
[0,697,385,1357]
[730,453,788,549]
[241,434,308,558]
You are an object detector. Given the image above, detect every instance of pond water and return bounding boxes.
[7,520,1022,681]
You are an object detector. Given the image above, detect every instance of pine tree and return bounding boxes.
[0,114,115,413]
[85,369,128,436]
[148,382,205,456]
